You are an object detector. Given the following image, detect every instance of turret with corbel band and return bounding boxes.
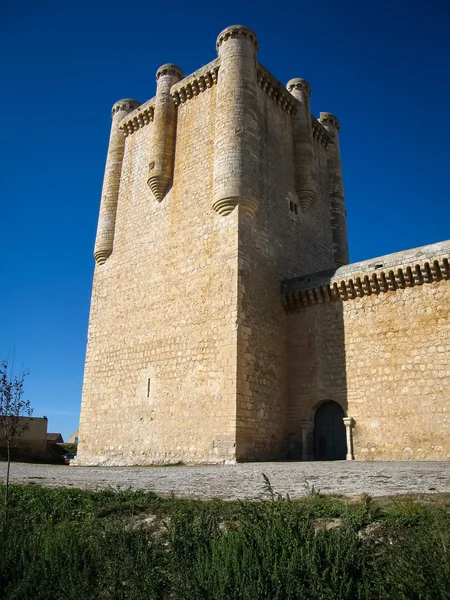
[94,98,141,265]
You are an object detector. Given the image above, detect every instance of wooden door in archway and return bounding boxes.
[314,401,346,460]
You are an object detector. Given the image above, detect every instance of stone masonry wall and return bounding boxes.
[234,82,336,460]
[77,82,242,465]
[77,25,345,465]
[286,244,450,460]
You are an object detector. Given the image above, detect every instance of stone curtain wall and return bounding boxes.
[345,279,450,460]
[286,244,450,460]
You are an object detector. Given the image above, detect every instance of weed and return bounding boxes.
[0,481,449,599]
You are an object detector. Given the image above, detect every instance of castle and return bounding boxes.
[76,25,450,465]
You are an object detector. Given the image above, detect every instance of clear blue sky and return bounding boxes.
[1,0,449,441]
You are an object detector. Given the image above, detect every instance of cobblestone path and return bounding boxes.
[1,461,449,499]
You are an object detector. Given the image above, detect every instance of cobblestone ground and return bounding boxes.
[1,461,450,499]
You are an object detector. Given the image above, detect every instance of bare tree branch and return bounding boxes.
[0,359,33,538]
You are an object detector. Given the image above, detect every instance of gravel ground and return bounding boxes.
[1,461,449,499]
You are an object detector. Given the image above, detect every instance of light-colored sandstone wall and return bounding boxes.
[78,79,242,465]
[78,25,346,465]
[286,250,450,460]
[234,76,336,460]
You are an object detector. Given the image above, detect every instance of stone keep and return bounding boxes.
[77,25,450,465]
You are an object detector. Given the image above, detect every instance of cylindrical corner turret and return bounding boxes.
[319,111,340,133]
[147,64,183,201]
[287,78,316,213]
[319,111,349,267]
[94,98,141,265]
[212,25,260,217]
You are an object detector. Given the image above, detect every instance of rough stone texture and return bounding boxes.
[319,112,349,266]
[80,79,241,465]
[77,25,338,466]
[94,99,141,265]
[2,462,450,500]
[286,243,450,461]
[78,24,449,466]
[287,78,316,213]
[213,26,260,217]
[148,64,183,201]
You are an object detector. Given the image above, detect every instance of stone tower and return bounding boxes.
[77,25,346,465]
[77,25,450,465]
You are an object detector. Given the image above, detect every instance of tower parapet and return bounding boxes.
[171,60,219,106]
[319,112,349,266]
[287,78,316,213]
[94,98,141,265]
[212,25,260,217]
[147,64,183,201]
[256,65,297,116]
[120,102,155,137]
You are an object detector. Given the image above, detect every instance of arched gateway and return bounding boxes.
[314,401,347,460]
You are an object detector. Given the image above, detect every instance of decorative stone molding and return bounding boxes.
[171,60,219,106]
[257,65,297,117]
[216,25,258,52]
[120,103,155,137]
[212,197,260,218]
[282,242,450,311]
[121,63,220,134]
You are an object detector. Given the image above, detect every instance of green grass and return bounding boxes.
[1,482,449,599]
[58,443,78,454]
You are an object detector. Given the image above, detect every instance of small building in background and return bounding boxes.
[46,433,64,444]
[0,416,48,453]
[68,430,79,444]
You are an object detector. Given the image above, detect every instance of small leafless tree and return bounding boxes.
[0,359,32,535]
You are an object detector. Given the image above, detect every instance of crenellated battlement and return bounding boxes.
[120,101,155,137]
[256,64,297,117]
[171,60,219,106]
[156,64,183,80]
[311,116,332,148]
[81,24,450,467]
[97,24,348,250]
[319,111,340,132]
[111,98,141,117]
[282,241,450,310]
[216,24,258,52]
